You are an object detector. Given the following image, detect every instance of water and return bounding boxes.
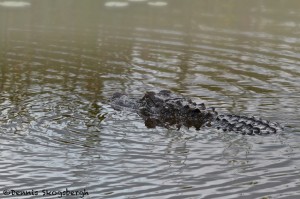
[0,0,300,198]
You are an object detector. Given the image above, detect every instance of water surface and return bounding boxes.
[0,0,300,198]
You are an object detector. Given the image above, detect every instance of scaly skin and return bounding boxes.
[110,90,283,135]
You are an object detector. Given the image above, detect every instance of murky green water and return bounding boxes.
[0,0,300,198]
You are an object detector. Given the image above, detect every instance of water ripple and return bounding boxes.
[1,1,300,198]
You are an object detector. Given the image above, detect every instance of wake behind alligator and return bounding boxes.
[110,90,283,135]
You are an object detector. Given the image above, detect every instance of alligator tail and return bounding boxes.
[212,114,283,135]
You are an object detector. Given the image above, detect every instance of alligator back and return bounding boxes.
[110,90,283,135]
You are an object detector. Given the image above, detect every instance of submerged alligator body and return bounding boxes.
[110,90,283,135]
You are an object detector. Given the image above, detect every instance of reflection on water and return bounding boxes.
[105,2,129,7]
[0,1,30,8]
[0,0,300,198]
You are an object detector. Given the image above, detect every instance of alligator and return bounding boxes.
[110,90,283,135]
